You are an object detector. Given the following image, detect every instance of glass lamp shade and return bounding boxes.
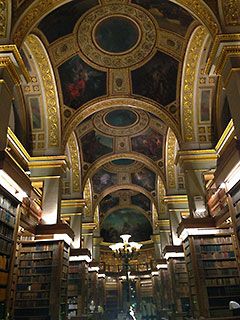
[120,234,131,244]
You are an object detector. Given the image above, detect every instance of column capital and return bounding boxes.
[61,199,86,215]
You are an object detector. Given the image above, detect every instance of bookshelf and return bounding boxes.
[13,239,69,320]
[0,189,19,318]
[183,231,240,318]
[67,261,88,318]
[168,257,190,313]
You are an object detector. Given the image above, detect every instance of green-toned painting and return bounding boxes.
[100,208,152,242]
[131,51,178,106]
[81,130,113,163]
[58,55,106,110]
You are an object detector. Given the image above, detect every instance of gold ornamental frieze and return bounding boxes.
[76,4,157,70]
[182,26,208,142]
[68,132,81,193]
[223,0,240,26]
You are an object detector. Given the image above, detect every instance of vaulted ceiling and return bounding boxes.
[10,0,236,243]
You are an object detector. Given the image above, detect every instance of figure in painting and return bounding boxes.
[131,168,155,191]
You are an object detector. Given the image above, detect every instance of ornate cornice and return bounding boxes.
[222,0,240,26]
[175,149,218,167]
[26,34,60,148]
[205,34,240,75]
[181,26,208,142]
[68,132,81,193]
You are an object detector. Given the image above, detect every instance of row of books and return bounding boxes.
[16,283,50,291]
[0,271,8,285]
[205,277,239,286]
[18,267,53,275]
[204,268,238,277]
[0,195,17,215]
[207,286,240,297]
[0,223,14,240]
[69,266,79,273]
[200,244,233,252]
[203,260,236,268]
[196,236,231,244]
[20,252,52,259]
[21,244,53,252]
[16,291,50,299]
[20,259,52,267]
[0,254,8,269]
[18,275,52,283]
[201,251,235,259]
[0,208,16,227]
[15,300,49,308]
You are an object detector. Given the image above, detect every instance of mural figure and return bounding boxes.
[131,168,155,191]
[81,131,113,163]
[100,194,120,213]
[100,208,152,242]
[59,55,106,109]
[131,193,151,211]
[92,169,117,194]
[132,0,193,36]
[131,129,163,161]
[131,51,178,106]
[29,97,42,129]
[200,90,211,122]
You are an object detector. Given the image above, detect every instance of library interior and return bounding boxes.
[0,1,240,320]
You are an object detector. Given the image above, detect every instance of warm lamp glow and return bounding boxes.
[120,234,131,244]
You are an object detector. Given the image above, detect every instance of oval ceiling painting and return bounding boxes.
[95,16,139,53]
[105,109,137,127]
[100,208,152,243]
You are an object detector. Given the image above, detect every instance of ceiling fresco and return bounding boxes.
[100,208,153,243]
[14,0,218,244]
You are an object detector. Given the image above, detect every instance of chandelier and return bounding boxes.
[109,234,142,259]
[109,234,142,311]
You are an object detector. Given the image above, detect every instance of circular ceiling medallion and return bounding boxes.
[105,109,137,127]
[93,108,149,136]
[76,4,157,69]
[94,16,139,54]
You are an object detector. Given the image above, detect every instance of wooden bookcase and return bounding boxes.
[183,231,240,318]
[67,260,88,318]
[168,257,190,313]
[12,239,69,320]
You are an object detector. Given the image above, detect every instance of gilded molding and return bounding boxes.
[109,69,130,95]
[61,199,86,208]
[182,26,208,142]
[68,132,81,193]
[215,119,235,156]
[83,179,92,218]
[76,4,157,70]
[94,207,99,233]
[0,80,14,100]
[176,0,219,36]
[163,195,188,204]
[166,128,176,189]
[63,97,181,148]
[0,0,7,37]
[157,30,184,61]
[153,204,158,230]
[0,56,22,84]
[158,177,165,215]
[26,35,60,147]
[223,0,240,26]
[12,0,67,48]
